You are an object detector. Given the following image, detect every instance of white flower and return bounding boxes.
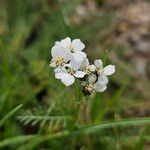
[85,73,108,93]
[94,59,115,76]
[94,75,108,92]
[84,59,115,93]
[54,61,86,86]
[56,37,86,63]
[50,43,70,68]
[88,73,97,83]
[80,58,96,75]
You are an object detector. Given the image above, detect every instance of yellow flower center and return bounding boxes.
[66,67,75,75]
[85,83,95,94]
[82,66,91,75]
[96,67,104,75]
[55,57,64,66]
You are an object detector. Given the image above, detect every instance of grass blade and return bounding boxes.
[0,104,23,127]
[0,135,36,148]
[72,117,150,135]
[16,118,150,149]
[102,49,109,66]
[17,130,69,150]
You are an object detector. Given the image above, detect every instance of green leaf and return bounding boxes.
[18,115,73,128]
[0,104,23,127]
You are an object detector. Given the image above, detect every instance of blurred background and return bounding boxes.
[0,0,150,149]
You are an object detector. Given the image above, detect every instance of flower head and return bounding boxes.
[56,37,86,62]
[50,37,116,95]
[54,61,86,86]
[50,37,87,68]
[80,58,96,75]
[83,73,108,94]
[94,59,115,76]
[81,59,115,94]
[50,42,69,68]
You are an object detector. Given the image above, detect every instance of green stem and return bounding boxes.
[77,96,92,125]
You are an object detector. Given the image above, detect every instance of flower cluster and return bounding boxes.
[50,37,115,94]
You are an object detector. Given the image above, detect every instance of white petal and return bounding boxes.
[64,51,73,62]
[88,73,97,83]
[89,65,96,72]
[72,39,85,51]
[95,82,107,92]
[98,75,109,84]
[81,58,89,67]
[54,67,66,73]
[54,67,62,73]
[94,59,103,68]
[55,72,75,86]
[77,51,86,58]
[69,60,81,71]
[55,69,68,79]
[61,74,75,86]
[74,71,86,78]
[51,45,65,58]
[55,41,62,48]
[50,61,56,68]
[73,51,86,62]
[61,37,71,49]
[103,65,115,76]
[55,72,64,79]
